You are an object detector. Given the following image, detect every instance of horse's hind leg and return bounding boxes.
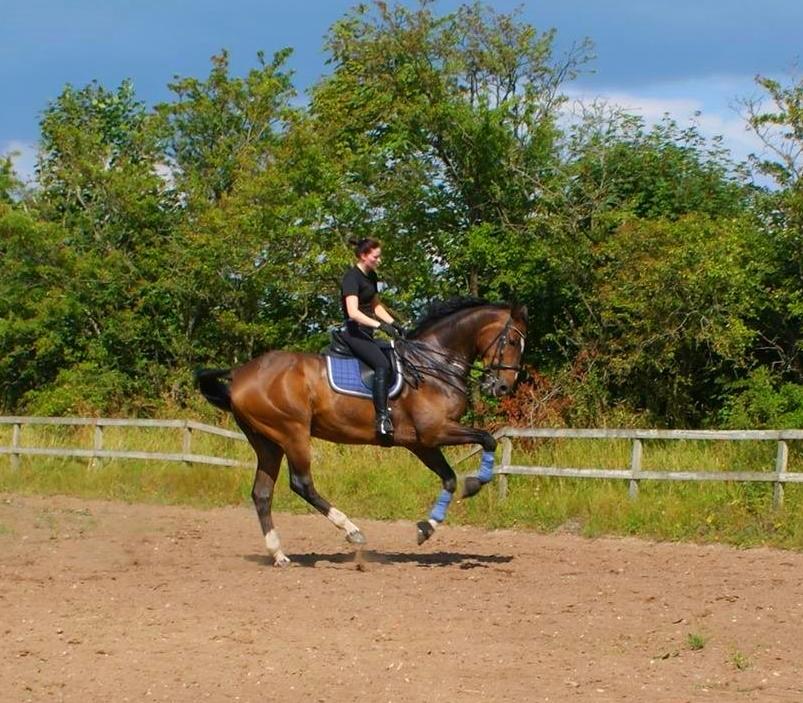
[283,433,366,545]
[409,447,457,545]
[239,424,290,566]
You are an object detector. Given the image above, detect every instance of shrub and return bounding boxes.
[719,367,803,429]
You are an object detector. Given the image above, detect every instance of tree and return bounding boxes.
[311,0,591,311]
[740,73,802,381]
[37,80,173,248]
[559,108,748,236]
[0,206,89,411]
[14,80,181,412]
[525,105,752,384]
[0,155,21,204]
[155,50,343,364]
[568,215,766,425]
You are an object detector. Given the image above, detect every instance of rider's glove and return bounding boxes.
[379,321,400,338]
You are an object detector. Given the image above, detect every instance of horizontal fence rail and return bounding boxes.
[494,427,803,509]
[0,416,250,469]
[3,418,801,510]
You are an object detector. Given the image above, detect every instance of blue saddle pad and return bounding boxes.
[325,355,404,399]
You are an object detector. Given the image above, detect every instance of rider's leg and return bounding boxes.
[342,331,394,437]
[372,366,393,436]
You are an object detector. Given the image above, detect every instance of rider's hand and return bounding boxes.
[392,321,407,338]
[379,321,400,338]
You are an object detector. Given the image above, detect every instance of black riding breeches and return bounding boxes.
[341,329,391,370]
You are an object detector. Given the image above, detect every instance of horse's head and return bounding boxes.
[403,298,529,397]
[477,303,528,397]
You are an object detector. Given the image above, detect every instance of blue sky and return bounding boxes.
[2,0,801,182]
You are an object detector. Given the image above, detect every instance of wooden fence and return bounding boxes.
[494,427,803,509]
[0,416,250,469]
[3,418,802,510]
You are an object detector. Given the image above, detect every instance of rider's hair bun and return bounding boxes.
[349,237,381,257]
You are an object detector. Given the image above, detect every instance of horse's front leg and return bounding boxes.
[434,423,498,499]
[409,447,457,545]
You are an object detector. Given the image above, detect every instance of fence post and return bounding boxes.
[498,436,511,500]
[773,440,788,510]
[183,422,193,465]
[90,422,104,469]
[11,422,21,470]
[629,438,642,499]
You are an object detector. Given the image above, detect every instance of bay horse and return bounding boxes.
[197,299,528,566]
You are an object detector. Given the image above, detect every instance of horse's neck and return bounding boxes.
[418,309,498,364]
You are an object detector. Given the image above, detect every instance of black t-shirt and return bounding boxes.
[341,265,379,324]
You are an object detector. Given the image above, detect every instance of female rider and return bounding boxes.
[340,238,405,437]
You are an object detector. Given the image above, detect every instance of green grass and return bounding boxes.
[729,649,752,671]
[687,632,706,651]
[1,423,802,550]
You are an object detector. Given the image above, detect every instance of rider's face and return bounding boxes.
[360,247,382,271]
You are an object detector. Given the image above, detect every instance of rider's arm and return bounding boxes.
[345,295,382,329]
[372,300,395,325]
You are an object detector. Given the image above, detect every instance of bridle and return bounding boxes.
[479,316,526,369]
[396,313,527,395]
[476,315,527,390]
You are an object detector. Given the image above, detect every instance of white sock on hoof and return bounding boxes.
[327,507,360,535]
[265,530,290,565]
[265,529,282,555]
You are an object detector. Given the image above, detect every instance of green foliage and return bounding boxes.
[38,79,172,246]
[312,0,591,306]
[0,3,799,427]
[10,80,183,413]
[564,215,765,424]
[155,49,343,363]
[0,207,81,409]
[686,633,706,651]
[0,154,21,203]
[22,363,134,416]
[745,74,803,189]
[562,111,747,228]
[720,368,803,429]
[740,73,803,385]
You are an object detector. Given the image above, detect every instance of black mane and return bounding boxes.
[407,297,508,338]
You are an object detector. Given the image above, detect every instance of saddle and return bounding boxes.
[322,329,403,399]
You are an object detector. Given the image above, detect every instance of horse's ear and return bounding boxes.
[511,303,528,324]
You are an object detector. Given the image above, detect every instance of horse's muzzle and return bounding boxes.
[481,375,513,397]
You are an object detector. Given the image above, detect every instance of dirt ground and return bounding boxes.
[1,494,802,703]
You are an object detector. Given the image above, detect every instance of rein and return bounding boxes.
[396,315,526,393]
[396,339,470,393]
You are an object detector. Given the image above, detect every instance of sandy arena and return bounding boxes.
[1,493,802,702]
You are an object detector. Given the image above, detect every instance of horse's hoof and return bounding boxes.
[462,476,482,498]
[416,520,434,545]
[273,554,292,567]
[346,529,366,545]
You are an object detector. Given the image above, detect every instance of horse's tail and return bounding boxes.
[195,368,233,412]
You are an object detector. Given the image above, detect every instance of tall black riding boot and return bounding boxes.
[372,367,394,437]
